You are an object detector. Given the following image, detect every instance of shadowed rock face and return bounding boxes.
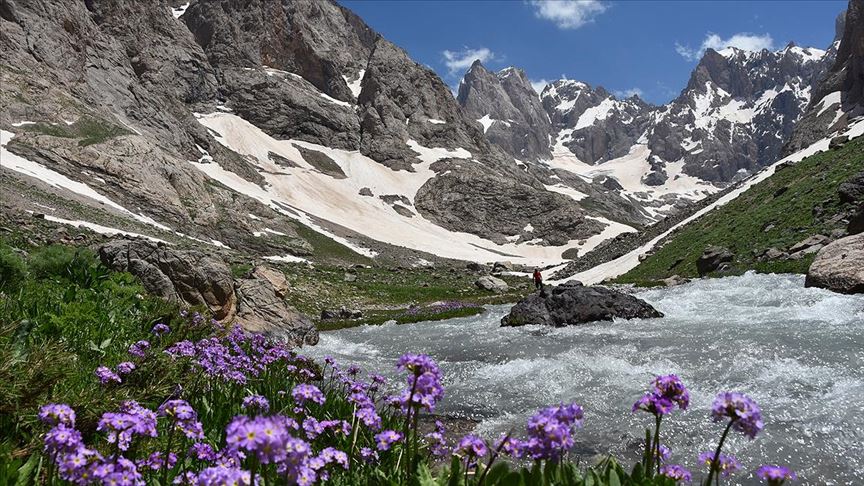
[787,1,863,153]
[457,62,552,161]
[1,0,607,257]
[500,283,663,327]
[98,239,318,346]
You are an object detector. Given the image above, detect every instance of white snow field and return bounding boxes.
[192,112,624,266]
[554,118,864,285]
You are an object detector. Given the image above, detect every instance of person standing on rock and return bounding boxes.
[533,268,543,290]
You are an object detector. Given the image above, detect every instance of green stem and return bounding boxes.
[401,373,420,484]
[161,425,176,485]
[704,420,735,486]
[477,431,512,486]
[653,415,662,475]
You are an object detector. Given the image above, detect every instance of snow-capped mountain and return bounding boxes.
[458,37,837,220]
[0,0,616,267]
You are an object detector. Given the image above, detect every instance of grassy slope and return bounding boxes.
[616,137,864,285]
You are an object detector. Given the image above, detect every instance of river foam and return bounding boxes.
[308,273,864,484]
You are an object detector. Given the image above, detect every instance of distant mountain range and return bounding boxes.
[1,0,861,267]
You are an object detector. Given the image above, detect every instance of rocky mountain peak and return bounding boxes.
[456,61,552,161]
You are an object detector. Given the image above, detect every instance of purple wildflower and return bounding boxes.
[698,451,741,477]
[425,420,448,457]
[757,465,797,485]
[38,403,76,427]
[43,424,82,455]
[521,403,584,460]
[189,442,217,462]
[292,384,325,406]
[165,340,195,358]
[374,430,403,451]
[95,365,121,385]
[151,323,171,335]
[128,340,150,358]
[241,394,270,414]
[659,464,692,482]
[158,399,204,440]
[359,447,379,463]
[97,401,158,451]
[711,392,764,439]
[196,466,252,486]
[656,444,672,463]
[116,361,136,375]
[633,374,689,416]
[456,434,488,458]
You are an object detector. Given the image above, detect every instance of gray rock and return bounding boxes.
[662,275,690,287]
[466,262,487,272]
[358,187,373,197]
[789,234,830,253]
[849,206,864,235]
[98,239,237,321]
[343,272,357,282]
[805,233,864,294]
[98,239,317,346]
[321,307,363,320]
[838,171,864,204]
[457,61,552,161]
[761,248,787,260]
[696,246,735,276]
[501,284,663,327]
[235,272,318,347]
[475,275,509,293]
[492,261,514,273]
[830,135,850,149]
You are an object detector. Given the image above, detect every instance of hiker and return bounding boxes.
[533,268,543,290]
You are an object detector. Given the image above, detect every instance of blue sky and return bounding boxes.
[341,0,846,104]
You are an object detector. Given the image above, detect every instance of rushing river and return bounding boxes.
[307,273,864,485]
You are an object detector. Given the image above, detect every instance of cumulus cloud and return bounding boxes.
[530,78,550,94]
[675,32,775,61]
[613,87,643,99]
[528,0,607,30]
[442,47,496,75]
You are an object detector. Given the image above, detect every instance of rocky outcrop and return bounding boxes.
[785,1,863,153]
[696,246,734,276]
[97,239,318,345]
[501,282,663,327]
[98,239,237,321]
[457,62,552,161]
[805,233,864,293]
[474,275,508,293]
[235,268,318,346]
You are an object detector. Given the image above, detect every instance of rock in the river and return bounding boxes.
[235,271,318,347]
[98,239,236,321]
[805,233,864,294]
[501,283,663,327]
[475,275,509,293]
[696,246,735,276]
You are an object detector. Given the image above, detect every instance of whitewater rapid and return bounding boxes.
[308,273,864,485]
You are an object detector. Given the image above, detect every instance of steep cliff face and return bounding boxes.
[786,0,864,153]
[1,0,612,265]
[457,62,552,162]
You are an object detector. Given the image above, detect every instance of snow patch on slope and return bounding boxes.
[193,112,616,266]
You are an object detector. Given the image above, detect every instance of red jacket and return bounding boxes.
[533,270,542,282]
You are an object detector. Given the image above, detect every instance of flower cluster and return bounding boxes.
[659,464,692,482]
[390,353,444,413]
[698,451,741,477]
[711,391,764,439]
[97,401,158,451]
[500,402,585,461]
[633,374,689,416]
[757,465,797,485]
[157,399,204,440]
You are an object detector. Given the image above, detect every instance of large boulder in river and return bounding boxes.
[805,233,864,294]
[696,246,734,276]
[475,275,509,293]
[501,282,663,327]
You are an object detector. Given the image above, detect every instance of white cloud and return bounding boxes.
[676,32,775,61]
[442,47,496,75]
[530,78,550,94]
[529,0,607,29]
[613,87,643,99]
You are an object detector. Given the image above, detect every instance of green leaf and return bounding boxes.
[499,471,523,486]
[607,468,621,486]
[99,337,112,349]
[14,454,39,486]
[484,462,510,485]
[448,455,462,486]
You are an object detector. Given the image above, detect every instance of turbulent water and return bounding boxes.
[307,273,864,485]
